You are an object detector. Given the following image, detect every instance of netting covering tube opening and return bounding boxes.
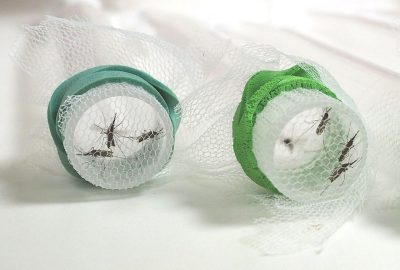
[232,62,369,202]
[11,17,198,188]
[60,83,174,189]
[44,63,180,189]
[178,42,372,254]
[253,88,368,202]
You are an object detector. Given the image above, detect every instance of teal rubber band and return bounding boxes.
[232,64,339,193]
[47,65,180,178]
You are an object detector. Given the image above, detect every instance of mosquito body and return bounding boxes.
[105,113,117,149]
[94,113,122,148]
[76,148,113,158]
[328,159,358,183]
[134,128,164,143]
[295,107,332,150]
[75,146,119,174]
[320,158,359,195]
[316,107,331,135]
[338,130,359,162]
[92,112,136,158]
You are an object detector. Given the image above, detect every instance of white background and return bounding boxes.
[1,1,400,269]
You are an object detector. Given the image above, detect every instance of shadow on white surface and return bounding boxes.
[158,175,271,226]
[364,208,400,235]
[0,161,172,205]
[363,171,400,235]
[0,159,269,227]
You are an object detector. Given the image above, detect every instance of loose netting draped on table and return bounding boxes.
[11,16,201,189]
[354,68,400,209]
[176,43,372,254]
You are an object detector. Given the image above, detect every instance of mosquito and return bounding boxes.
[289,107,332,152]
[92,112,134,158]
[75,145,128,177]
[93,113,120,149]
[76,148,114,158]
[132,128,164,143]
[316,107,332,135]
[338,130,359,163]
[105,113,117,149]
[320,158,359,195]
[75,146,114,171]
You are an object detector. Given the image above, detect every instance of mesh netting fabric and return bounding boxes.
[252,89,367,202]
[176,43,372,254]
[59,83,174,189]
[12,16,199,104]
[11,17,200,188]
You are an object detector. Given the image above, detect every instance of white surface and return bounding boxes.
[1,2,400,270]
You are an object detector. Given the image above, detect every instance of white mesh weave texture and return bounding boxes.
[176,43,371,254]
[253,89,367,202]
[11,17,199,186]
[60,83,174,189]
[12,16,198,104]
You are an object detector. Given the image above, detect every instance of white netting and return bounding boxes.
[59,83,174,189]
[11,17,200,187]
[12,16,199,104]
[254,88,367,203]
[358,73,400,210]
[10,15,383,254]
[176,43,372,254]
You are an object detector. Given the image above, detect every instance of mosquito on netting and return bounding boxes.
[91,111,135,158]
[338,129,360,163]
[320,155,360,195]
[128,128,165,143]
[320,123,361,164]
[298,107,332,136]
[76,148,114,158]
[316,107,331,135]
[75,146,114,171]
[75,144,128,175]
[119,128,165,146]
[283,107,333,152]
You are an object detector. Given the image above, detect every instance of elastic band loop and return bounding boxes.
[47,65,180,177]
[232,64,338,193]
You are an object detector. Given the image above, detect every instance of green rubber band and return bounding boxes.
[232,64,339,193]
[47,65,180,178]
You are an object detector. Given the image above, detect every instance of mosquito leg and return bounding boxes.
[346,122,352,141]
[114,136,128,158]
[292,121,317,144]
[155,129,166,140]
[320,183,330,196]
[103,157,108,173]
[304,119,318,125]
[93,124,106,133]
[74,145,85,155]
[120,135,138,142]
[98,157,106,178]
[98,107,108,131]
[82,156,96,170]
[340,172,347,186]
[91,132,106,149]
[115,104,130,129]
[100,136,107,149]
